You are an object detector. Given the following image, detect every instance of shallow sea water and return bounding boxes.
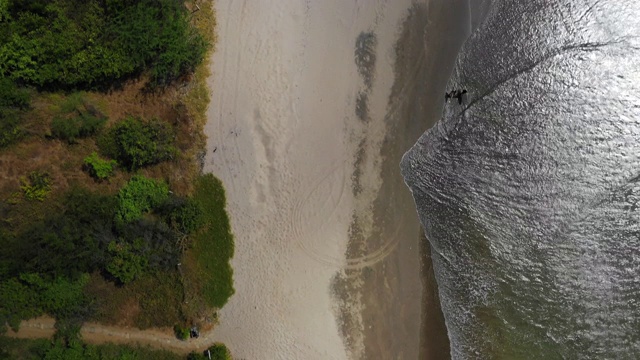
[402,1,640,358]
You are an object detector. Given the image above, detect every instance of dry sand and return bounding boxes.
[204,1,467,359]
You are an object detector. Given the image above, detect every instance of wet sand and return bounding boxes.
[338,2,470,360]
[203,1,468,359]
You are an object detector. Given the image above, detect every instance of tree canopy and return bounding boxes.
[0,0,208,89]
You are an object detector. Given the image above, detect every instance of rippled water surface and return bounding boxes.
[402,1,640,358]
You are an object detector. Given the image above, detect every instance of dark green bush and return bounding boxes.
[169,198,204,234]
[7,187,116,279]
[0,78,29,148]
[118,218,179,271]
[105,240,148,284]
[0,78,29,109]
[100,117,176,170]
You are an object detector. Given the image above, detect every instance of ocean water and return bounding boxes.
[401,1,640,359]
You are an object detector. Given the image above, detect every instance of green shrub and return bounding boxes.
[100,117,176,170]
[20,170,52,201]
[83,152,116,180]
[115,175,169,223]
[187,345,232,360]
[173,325,190,341]
[207,344,232,360]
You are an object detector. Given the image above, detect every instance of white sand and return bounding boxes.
[204,1,416,358]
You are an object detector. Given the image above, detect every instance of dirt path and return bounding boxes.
[6,316,219,354]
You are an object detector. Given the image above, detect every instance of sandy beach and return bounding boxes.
[204,1,468,359]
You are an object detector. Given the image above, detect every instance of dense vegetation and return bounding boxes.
[0,337,233,360]
[0,0,234,355]
[0,0,208,88]
[99,117,177,170]
[0,178,198,327]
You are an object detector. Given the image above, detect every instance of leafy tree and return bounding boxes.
[84,152,116,180]
[0,273,89,332]
[105,240,147,284]
[9,187,116,279]
[0,0,9,22]
[100,117,176,170]
[104,0,208,86]
[118,218,179,271]
[16,273,89,320]
[0,77,29,109]
[0,0,207,88]
[41,339,87,360]
[115,175,169,223]
[0,277,42,331]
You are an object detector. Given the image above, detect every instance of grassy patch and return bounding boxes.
[188,174,234,309]
[85,270,185,330]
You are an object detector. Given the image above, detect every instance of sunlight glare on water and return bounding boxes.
[402,0,640,358]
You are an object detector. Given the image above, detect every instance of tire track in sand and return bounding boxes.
[289,159,402,270]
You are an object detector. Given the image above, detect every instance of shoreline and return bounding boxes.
[342,2,470,359]
[203,1,469,359]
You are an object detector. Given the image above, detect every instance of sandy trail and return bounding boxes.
[7,316,216,354]
[203,0,421,359]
